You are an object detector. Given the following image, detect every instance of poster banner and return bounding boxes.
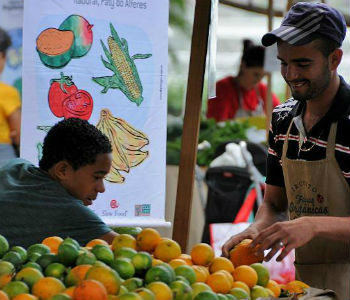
[0,0,23,94]
[21,0,169,227]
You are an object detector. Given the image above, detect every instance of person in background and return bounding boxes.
[222,3,349,298]
[206,39,280,122]
[0,118,118,247]
[0,27,21,167]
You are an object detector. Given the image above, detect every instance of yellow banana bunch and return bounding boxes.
[96,108,149,183]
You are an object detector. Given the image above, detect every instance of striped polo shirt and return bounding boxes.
[266,76,350,188]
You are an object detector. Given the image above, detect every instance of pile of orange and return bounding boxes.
[0,231,310,300]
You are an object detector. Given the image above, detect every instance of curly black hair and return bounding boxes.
[39,118,112,171]
[0,27,11,55]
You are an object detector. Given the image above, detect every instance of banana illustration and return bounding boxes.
[96,108,149,183]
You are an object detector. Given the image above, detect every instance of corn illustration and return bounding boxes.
[96,108,149,183]
[92,23,152,106]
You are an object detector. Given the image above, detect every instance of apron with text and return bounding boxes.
[281,121,350,299]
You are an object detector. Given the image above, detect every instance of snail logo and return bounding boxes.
[110,199,119,209]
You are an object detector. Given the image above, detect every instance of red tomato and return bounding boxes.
[62,90,93,120]
[48,73,78,117]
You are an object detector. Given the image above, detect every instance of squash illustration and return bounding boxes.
[36,28,74,68]
[59,15,93,58]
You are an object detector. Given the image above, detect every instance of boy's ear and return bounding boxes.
[52,161,71,180]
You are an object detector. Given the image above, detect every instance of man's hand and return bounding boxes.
[250,216,315,262]
[221,226,259,258]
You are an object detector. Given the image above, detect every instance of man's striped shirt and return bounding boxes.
[266,76,350,187]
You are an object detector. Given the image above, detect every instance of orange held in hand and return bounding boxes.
[229,239,264,267]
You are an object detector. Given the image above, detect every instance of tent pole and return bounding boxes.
[172,0,212,252]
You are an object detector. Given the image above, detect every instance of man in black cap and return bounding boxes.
[222,2,349,297]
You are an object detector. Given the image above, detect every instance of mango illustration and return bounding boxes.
[59,15,93,58]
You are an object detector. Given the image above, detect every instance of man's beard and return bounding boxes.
[289,64,331,102]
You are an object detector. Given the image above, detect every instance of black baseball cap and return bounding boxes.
[262,2,346,47]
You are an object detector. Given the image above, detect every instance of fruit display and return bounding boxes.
[0,231,310,300]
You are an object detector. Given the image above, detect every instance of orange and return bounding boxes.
[134,287,156,300]
[86,239,109,248]
[136,228,161,253]
[91,245,114,265]
[209,257,234,274]
[62,286,75,298]
[229,239,264,267]
[131,251,153,274]
[0,235,9,257]
[192,265,209,282]
[14,267,44,289]
[250,263,269,287]
[168,259,187,269]
[266,279,281,297]
[12,294,38,300]
[206,271,232,294]
[174,265,197,285]
[118,292,143,300]
[112,234,137,251]
[114,247,137,259]
[46,293,71,300]
[190,243,214,266]
[231,281,250,294]
[191,282,212,298]
[110,257,135,280]
[169,280,192,299]
[147,281,173,300]
[216,270,234,286]
[0,291,8,300]
[85,265,121,295]
[251,285,270,299]
[42,236,63,254]
[65,264,92,286]
[194,290,218,300]
[233,265,258,288]
[153,239,181,263]
[32,277,65,300]
[2,281,29,299]
[122,277,143,292]
[145,265,174,285]
[44,263,66,281]
[57,243,79,267]
[285,280,310,295]
[229,287,250,300]
[73,279,108,300]
[177,254,193,266]
[152,258,163,266]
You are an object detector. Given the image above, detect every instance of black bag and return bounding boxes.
[201,166,253,244]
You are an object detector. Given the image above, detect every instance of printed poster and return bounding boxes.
[21,0,169,227]
[0,0,23,96]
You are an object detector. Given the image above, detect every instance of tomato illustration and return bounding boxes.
[48,72,93,120]
[48,72,78,117]
[62,90,93,120]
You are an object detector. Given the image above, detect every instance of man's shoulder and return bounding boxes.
[271,98,297,128]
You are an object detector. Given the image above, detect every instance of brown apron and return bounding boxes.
[281,121,350,299]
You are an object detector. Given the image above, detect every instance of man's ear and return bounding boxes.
[329,48,343,71]
[51,161,72,181]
